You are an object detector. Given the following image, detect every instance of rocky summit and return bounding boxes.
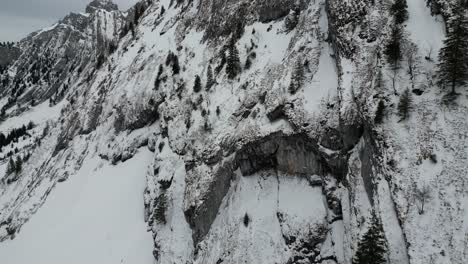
[0,0,467,264]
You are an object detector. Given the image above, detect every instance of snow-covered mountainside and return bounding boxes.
[0,0,466,263]
[0,0,125,112]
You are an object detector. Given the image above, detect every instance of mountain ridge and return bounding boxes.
[0,0,466,264]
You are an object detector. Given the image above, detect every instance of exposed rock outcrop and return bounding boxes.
[197,0,308,40]
[235,132,325,176]
[0,1,125,111]
[86,0,119,13]
[184,131,349,246]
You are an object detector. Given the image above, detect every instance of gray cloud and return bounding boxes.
[0,0,138,41]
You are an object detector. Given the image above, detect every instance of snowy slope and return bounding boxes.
[0,149,154,264]
[0,0,467,263]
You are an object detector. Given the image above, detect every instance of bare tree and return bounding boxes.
[425,44,434,62]
[386,70,399,95]
[405,42,419,89]
[415,185,431,214]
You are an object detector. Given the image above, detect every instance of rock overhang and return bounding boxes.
[183,130,350,245]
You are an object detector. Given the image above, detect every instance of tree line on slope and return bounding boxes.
[353,211,387,264]
[376,0,468,125]
[0,42,15,48]
[0,122,34,152]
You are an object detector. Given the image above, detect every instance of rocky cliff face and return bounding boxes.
[0,0,467,264]
[86,0,120,13]
[0,1,126,114]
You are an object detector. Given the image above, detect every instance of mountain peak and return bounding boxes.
[85,0,119,13]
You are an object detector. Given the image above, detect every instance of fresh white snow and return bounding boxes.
[0,0,466,263]
[0,101,63,133]
[406,0,445,61]
[195,172,326,264]
[303,43,338,113]
[0,149,154,264]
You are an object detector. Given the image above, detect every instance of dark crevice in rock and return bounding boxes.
[329,215,343,223]
[234,132,326,176]
[158,176,174,190]
[235,132,351,180]
[266,103,287,122]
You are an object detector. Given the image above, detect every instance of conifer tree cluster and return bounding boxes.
[226,37,241,79]
[352,212,387,264]
[6,158,15,175]
[0,123,33,150]
[166,52,180,75]
[384,24,403,69]
[0,42,15,49]
[390,0,409,24]
[385,0,408,68]
[6,156,23,176]
[437,8,468,95]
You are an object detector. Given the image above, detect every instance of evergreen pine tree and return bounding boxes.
[154,65,163,90]
[157,64,164,78]
[375,100,386,124]
[27,121,34,130]
[15,156,22,174]
[206,65,215,91]
[243,213,250,227]
[129,22,135,38]
[437,9,468,95]
[6,157,15,175]
[0,133,5,147]
[390,0,409,24]
[352,212,387,264]
[154,192,168,224]
[226,37,241,79]
[288,59,304,94]
[398,88,412,121]
[384,23,403,69]
[172,55,180,75]
[166,52,173,66]
[193,75,202,93]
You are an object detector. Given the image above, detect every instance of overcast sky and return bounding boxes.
[0,0,138,42]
